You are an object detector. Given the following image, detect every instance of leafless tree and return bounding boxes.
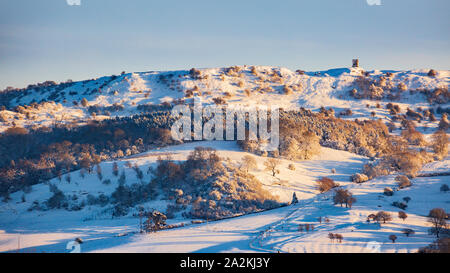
[264,158,281,177]
[375,211,392,225]
[241,155,257,173]
[389,234,397,243]
[333,188,356,208]
[428,208,448,238]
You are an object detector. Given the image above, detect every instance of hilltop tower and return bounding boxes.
[352,59,359,68]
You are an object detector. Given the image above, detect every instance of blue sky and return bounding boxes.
[0,0,449,89]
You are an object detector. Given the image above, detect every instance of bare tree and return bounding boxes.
[398,211,408,221]
[264,158,281,177]
[334,233,343,243]
[428,208,448,238]
[328,233,335,243]
[316,177,339,193]
[389,234,397,243]
[375,211,392,225]
[241,155,257,173]
[333,188,356,208]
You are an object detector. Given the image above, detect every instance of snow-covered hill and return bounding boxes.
[0,65,448,253]
[1,66,448,133]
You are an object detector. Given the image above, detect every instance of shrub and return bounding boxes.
[339,109,353,116]
[316,177,339,193]
[395,175,412,189]
[143,210,167,232]
[288,164,296,171]
[351,173,369,183]
[189,68,202,79]
[402,228,415,237]
[438,114,449,131]
[380,150,424,177]
[392,201,408,210]
[46,185,66,209]
[389,234,397,243]
[401,128,426,146]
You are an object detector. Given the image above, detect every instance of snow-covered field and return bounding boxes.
[0,141,448,253]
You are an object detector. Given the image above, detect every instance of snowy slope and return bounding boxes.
[0,142,448,253]
[0,141,368,252]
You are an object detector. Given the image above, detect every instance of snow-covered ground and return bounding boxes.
[0,142,448,253]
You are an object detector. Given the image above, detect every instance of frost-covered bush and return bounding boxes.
[401,127,426,146]
[351,173,369,183]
